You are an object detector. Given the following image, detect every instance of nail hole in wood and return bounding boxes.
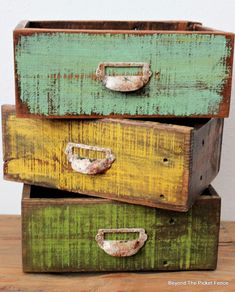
[163,260,169,267]
[202,139,205,146]
[160,194,165,200]
[155,72,160,79]
[200,175,203,181]
[169,218,175,224]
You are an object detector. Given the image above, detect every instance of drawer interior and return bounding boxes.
[28,185,98,199]
[25,184,214,200]
[25,21,205,31]
[134,118,210,129]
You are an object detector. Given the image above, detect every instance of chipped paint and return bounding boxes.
[95,228,148,257]
[3,108,189,207]
[22,185,221,272]
[15,32,232,117]
[2,106,222,211]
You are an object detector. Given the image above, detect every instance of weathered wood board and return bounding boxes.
[14,21,234,118]
[22,184,221,272]
[2,105,223,211]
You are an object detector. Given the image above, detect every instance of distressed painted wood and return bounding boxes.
[14,21,234,118]
[1,216,235,291]
[2,105,223,211]
[22,184,221,272]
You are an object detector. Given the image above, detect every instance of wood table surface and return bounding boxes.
[0,215,234,292]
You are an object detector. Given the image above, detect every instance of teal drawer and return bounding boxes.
[22,184,220,272]
[14,21,234,118]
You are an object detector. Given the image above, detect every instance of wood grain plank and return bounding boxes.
[189,118,224,206]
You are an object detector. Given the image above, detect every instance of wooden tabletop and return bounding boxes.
[0,216,234,292]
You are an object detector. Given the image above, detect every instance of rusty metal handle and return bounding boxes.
[65,142,115,175]
[96,62,152,92]
[95,228,148,257]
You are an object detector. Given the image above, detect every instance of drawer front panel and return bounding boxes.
[22,185,220,272]
[3,106,189,210]
[15,32,233,117]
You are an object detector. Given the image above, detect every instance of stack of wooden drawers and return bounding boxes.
[2,20,234,272]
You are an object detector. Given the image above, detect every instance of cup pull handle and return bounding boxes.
[95,228,148,257]
[65,142,115,175]
[96,62,152,92]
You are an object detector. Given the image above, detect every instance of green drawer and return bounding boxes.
[22,184,220,272]
[14,21,234,118]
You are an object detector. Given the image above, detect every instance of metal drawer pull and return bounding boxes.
[65,142,115,175]
[96,62,152,92]
[95,228,148,257]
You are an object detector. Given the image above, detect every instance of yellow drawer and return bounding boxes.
[2,105,223,211]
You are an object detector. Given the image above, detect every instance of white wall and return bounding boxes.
[0,0,234,219]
